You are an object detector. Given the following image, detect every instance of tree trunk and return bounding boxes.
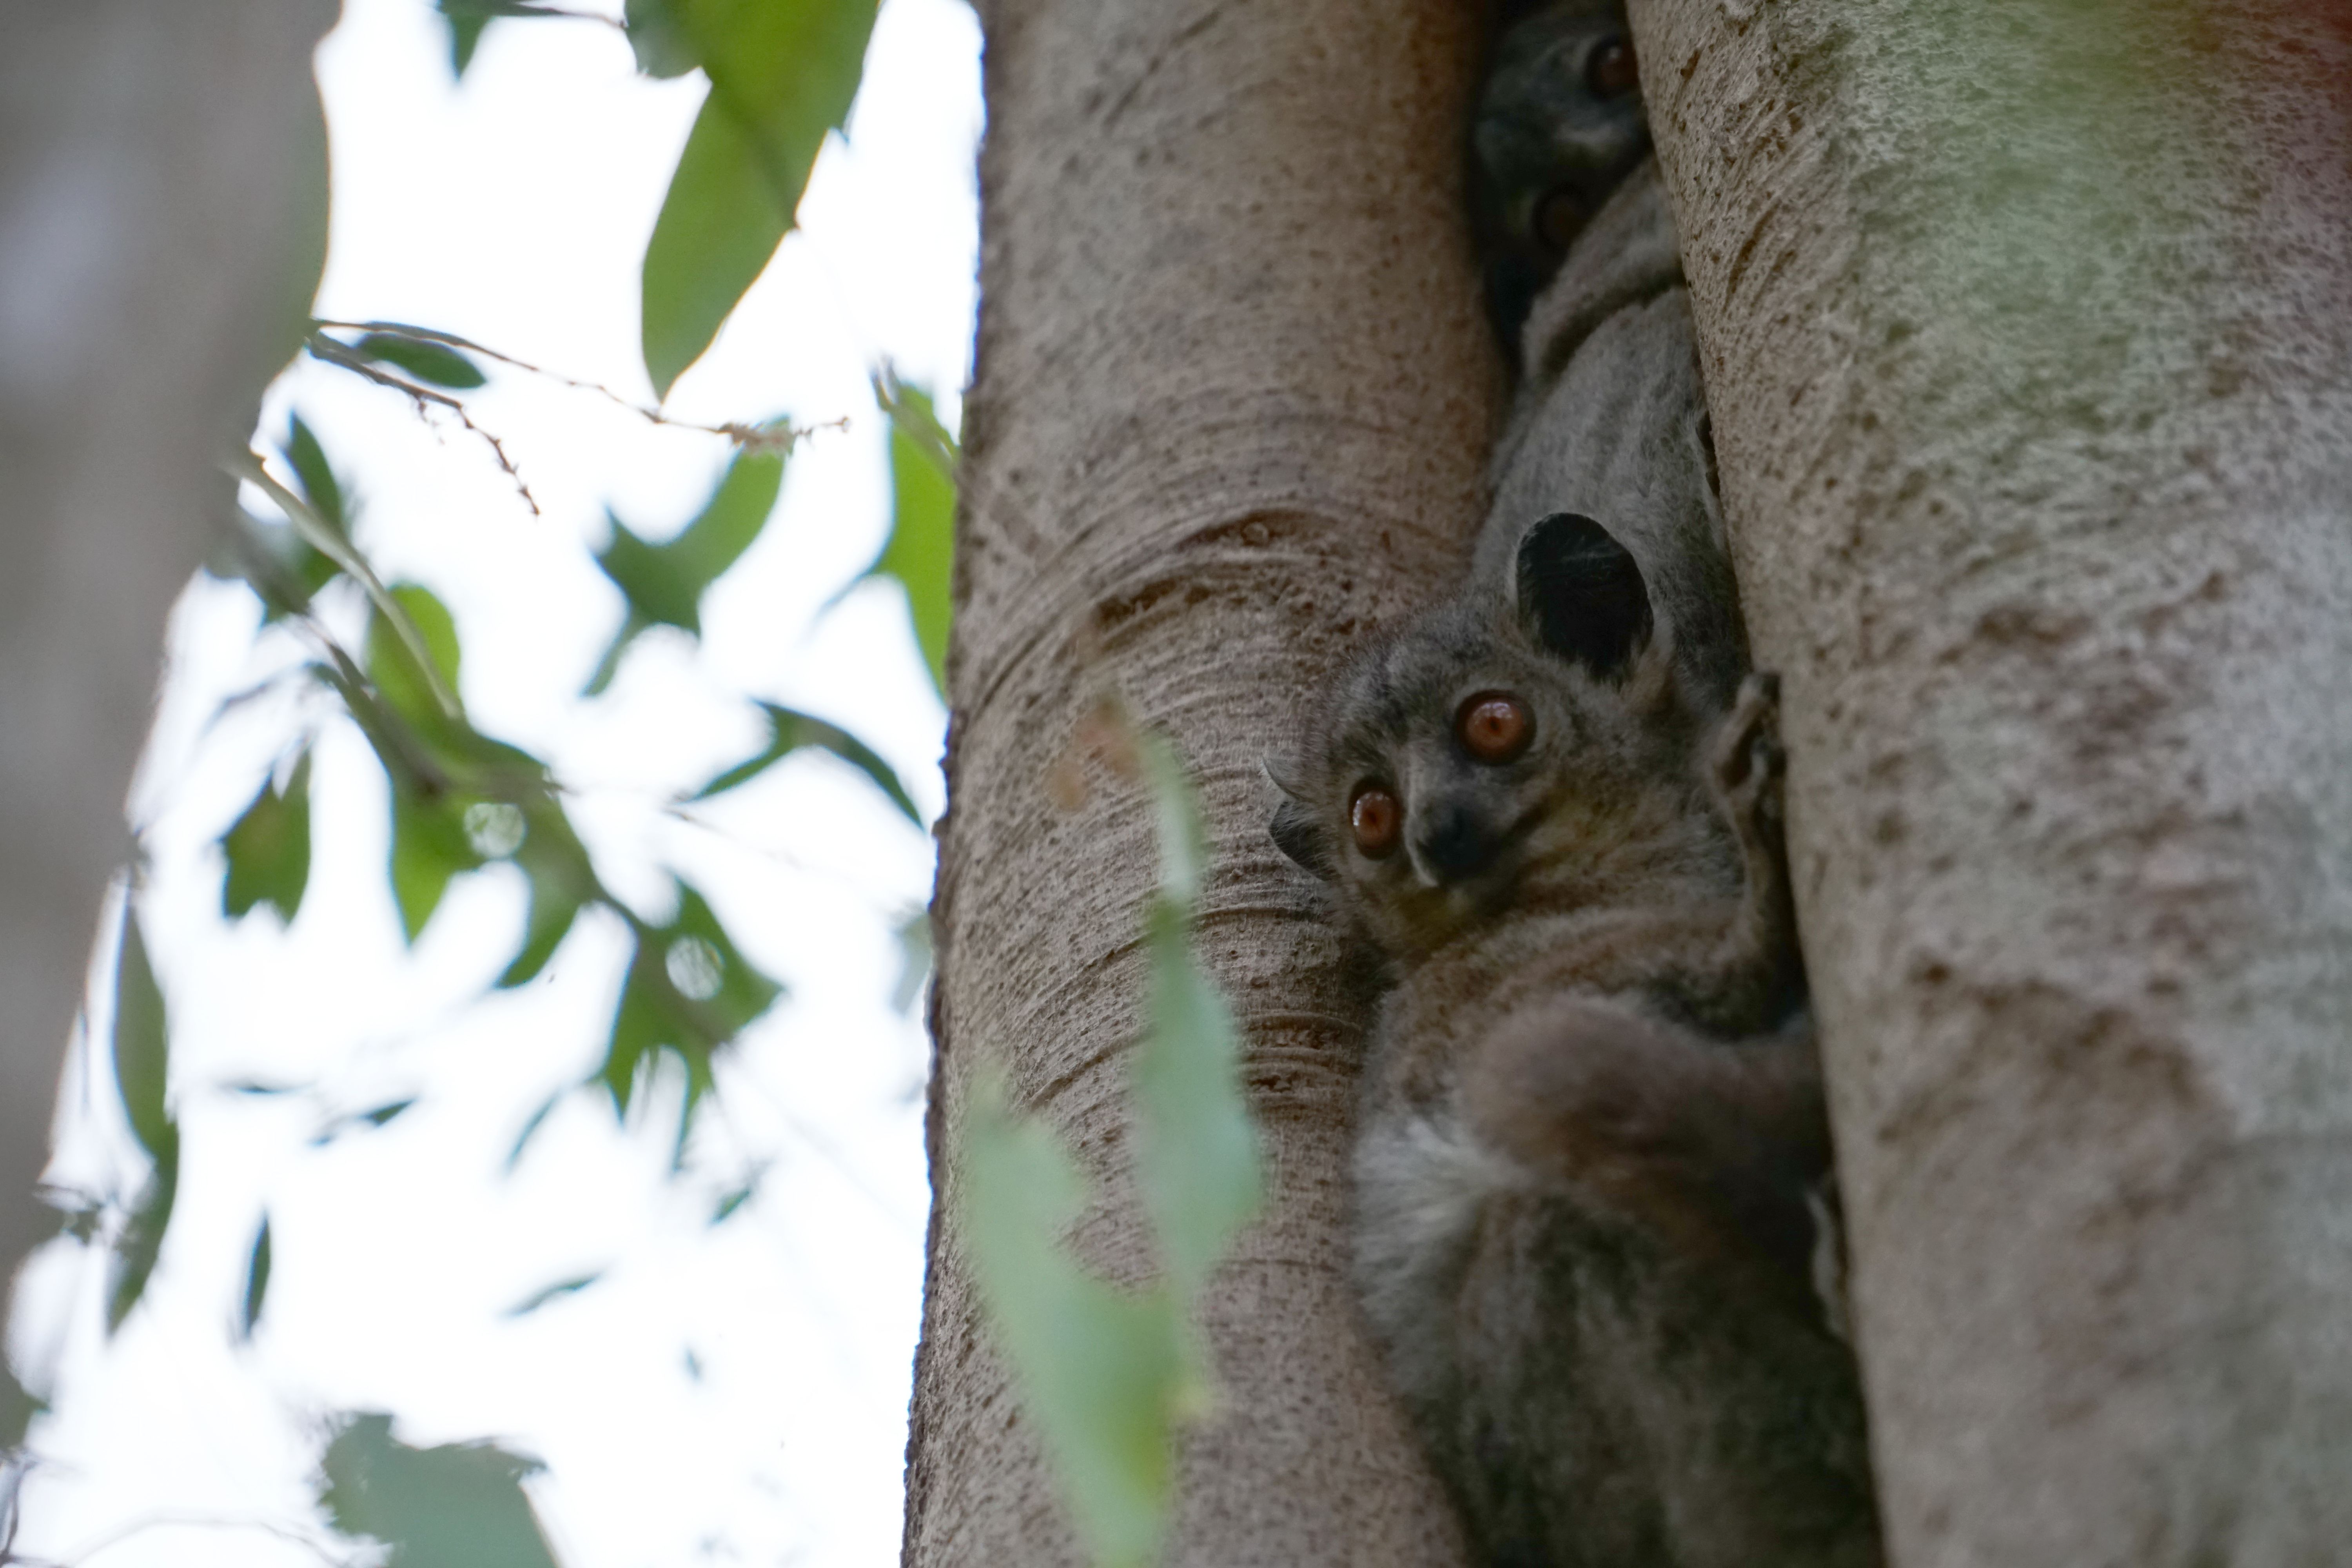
[1635,1,2352,1564]
[900,0,1501,1561]
[0,0,333,1435]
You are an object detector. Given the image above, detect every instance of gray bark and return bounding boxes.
[0,0,334,1436]
[900,0,1501,1561]
[1634,0,2352,1564]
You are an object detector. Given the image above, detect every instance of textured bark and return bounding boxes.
[900,0,1501,1562]
[1634,1,2352,1564]
[0,0,333,1431]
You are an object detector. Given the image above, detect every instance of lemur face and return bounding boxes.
[1472,2,1654,346]
[1271,514,1704,959]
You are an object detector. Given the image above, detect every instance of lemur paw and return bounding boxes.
[1711,671,1785,835]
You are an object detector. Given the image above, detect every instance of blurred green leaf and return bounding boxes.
[639,0,880,394]
[586,446,784,691]
[368,583,465,732]
[1134,900,1260,1306]
[695,701,920,824]
[1132,735,1258,1305]
[234,451,459,720]
[872,375,957,695]
[436,0,572,76]
[318,1412,559,1568]
[961,1074,1184,1568]
[362,1099,419,1128]
[506,1272,603,1316]
[354,330,488,390]
[112,910,172,1165]
[601,884,782,1157]
[389,784,486,944]
[624,0,699,76]
[283,415,352,540]
[106,1160,175,1337]
[222,751,313,922]
[240,1216,272,1339]
[957,731,1262,1568]
[497,805,593,987]
[710,1183,755,1224]
[209,418,350,619]
[107,911,178,1335]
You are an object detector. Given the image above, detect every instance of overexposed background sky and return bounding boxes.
[11,0,978,1561]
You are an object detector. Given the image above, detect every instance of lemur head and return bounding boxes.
[1473,0,1652,346]
[1270,513,1717,961]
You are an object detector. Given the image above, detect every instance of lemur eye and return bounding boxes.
[1458,693,1533,764]
[1586,37,1639,99]
[1350,786,1402,859]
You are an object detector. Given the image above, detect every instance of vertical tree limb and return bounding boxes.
[1636,1,2352,1562]
[902,0,1499,1561]
[0,0,335,1433]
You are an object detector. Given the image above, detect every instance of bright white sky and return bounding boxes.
[11,0,979,1562]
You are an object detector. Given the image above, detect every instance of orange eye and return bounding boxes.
[1350,786,1402,858]
[1459,693,1533,764]
[1587,37,1639,99]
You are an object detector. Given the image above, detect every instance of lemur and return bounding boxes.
[1266,5,1882,1563]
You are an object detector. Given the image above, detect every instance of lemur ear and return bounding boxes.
[1514,511,1653,682]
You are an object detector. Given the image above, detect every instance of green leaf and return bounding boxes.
[873,376,957,695]
[639,0,880,395]
[319,1412,560,1568]
[389,783,486,944]
[506,1272,603,1316]
[112,910,173,1164]
[240,1216,272,1339]
[624,0,700,76]
[353,331,487,389]
[587,446,785,688]
[1135,898,1260,1306]
[695,701,921,824]
[107,908,179,1334]
[1131,733,1259,1304]
[222,751,313,922]
[599,882,783,1154]
[283,415,352,539]
[497,806,593,987]
[209,419,350,619]
[367,583,465,731]
[436,0,571,76]
[106,1158,176,1336]
[960,1074,1185,1568]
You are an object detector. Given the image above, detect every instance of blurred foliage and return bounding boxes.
[961,726,1263,1568]
[106,910,179,1336]
[318,1413,561,1568]
[586,443,786,694]
[36,3,973,1554]
[872,372,957,696]
[429,0,881,397]
[698,701,922,824]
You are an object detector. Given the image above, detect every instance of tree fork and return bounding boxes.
[901,0,1500,1562]
[1635,1,2352,1563]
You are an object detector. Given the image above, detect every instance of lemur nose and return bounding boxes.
[1415,802,1497,883]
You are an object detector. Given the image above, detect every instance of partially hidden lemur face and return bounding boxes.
[1272,512,1718,962]
[1474,1,1652,343]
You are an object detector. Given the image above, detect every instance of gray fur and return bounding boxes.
[1262,10,1882,1558]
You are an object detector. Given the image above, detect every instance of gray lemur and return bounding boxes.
[1266,5,1882,1564]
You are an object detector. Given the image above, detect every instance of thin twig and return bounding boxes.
[312,321,849,453]
[304,333,542,514]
